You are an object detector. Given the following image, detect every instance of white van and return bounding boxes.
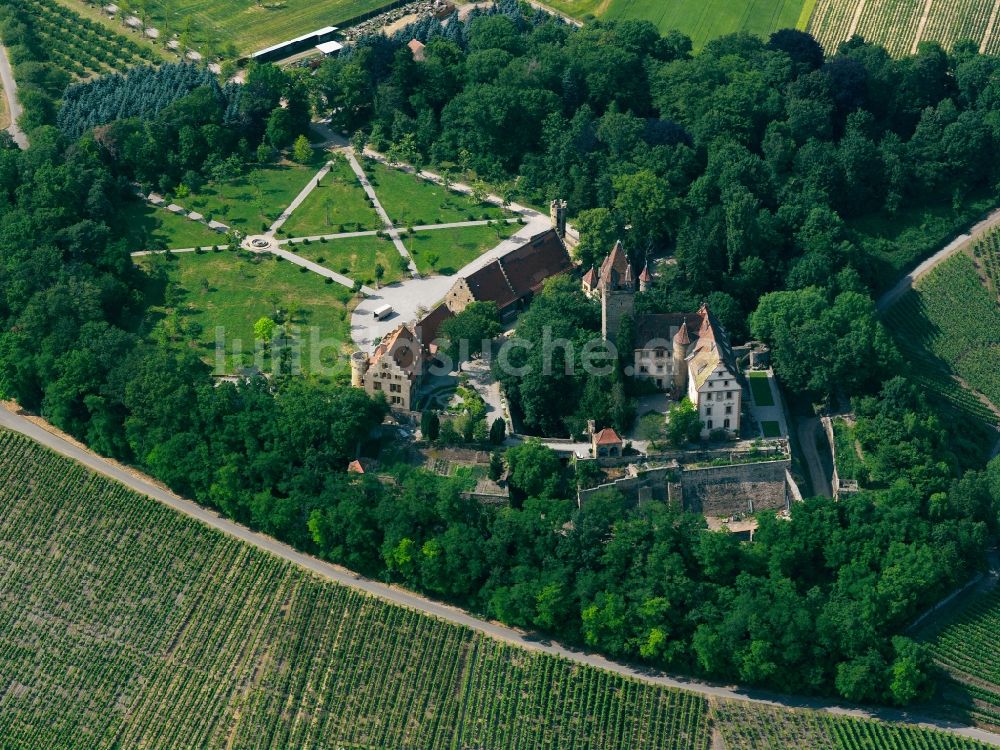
[373,304,393,321]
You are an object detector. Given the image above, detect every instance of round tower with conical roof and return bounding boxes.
[351,350,369,388]
[672,322,690,395]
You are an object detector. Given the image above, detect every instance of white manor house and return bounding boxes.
[583,241,744,438]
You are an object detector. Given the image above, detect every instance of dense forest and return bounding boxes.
[2,0,1000,705]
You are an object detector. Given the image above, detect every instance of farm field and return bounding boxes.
[180,160,320,235]
[8,0,160,78]
[404,222,517,275]
[136,251,355,374]
[279,154,380,237]
[541,0,806,50]
[882,252,1000,427]
[1,428,996,748]
[86,0,390,55]
[116,201,224,252]
[285,235,406,286]
[0,429,713,750]
[368,161,506,227]
[807,0,1000,56]
[713,700,994,749]
[920,587,1000,729]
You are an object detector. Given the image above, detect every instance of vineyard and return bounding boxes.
[972,226,1000,297]
[713,701,994,749]
[0,429,711,750]
[882,252,1000,429]
[8,0,159,78]
[807,0,1000,57]
[921,587,1000,729]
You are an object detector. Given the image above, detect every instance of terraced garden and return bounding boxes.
[8,0,160,78]
[0,429,713,750]
[882,252,1000,429]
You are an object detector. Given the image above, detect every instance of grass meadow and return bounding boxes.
[137,250,355,375]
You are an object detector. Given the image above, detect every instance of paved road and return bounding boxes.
[0,43,27,149]
[877,204,1000,312]
[2,402,999,746]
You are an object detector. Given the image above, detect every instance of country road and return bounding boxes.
[2,402,1000,746]
[877,204,1000,312]
[0,43,27,149]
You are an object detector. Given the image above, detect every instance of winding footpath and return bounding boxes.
[1,401,999,747]
[0,43,27,149]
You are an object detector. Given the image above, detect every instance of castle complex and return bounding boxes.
[583,242,744,438]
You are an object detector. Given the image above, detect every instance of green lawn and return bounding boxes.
[136,250,355,376]
[367,161,505,227]
[181,159,321,235]
[542,0,805,49]
[285,235,406,286]
[404,224,516,276]
[748,371,775,406]
[635,411,666,441]
[281,155,380,237]
[761,421,781,438]
[116,201,224,252]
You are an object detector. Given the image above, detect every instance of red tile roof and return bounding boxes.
[598,240,632,288]
[461,229,572,311]
[347,459,365,474]
[593,427,622,445]
[416,303,454,352]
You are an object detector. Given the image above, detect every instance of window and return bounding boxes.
[724,418,730,428]
[725,405,732,415]
[707,419,714,429]
[656,366,663,373]
[640,365,648,374]
[726,391,732,399]
[724,380,729,386]
[374,381,382,391]
[706,406,713,416]
[390,383,401,393]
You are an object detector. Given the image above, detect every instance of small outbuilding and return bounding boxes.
[592,427,623,458]
[407,39,426,62]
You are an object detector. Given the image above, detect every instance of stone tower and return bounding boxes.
[598,240,635,344]
[550,199,567,238]
[639,263,651,292]
[672,322,690,394]
[350,350,369,388]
